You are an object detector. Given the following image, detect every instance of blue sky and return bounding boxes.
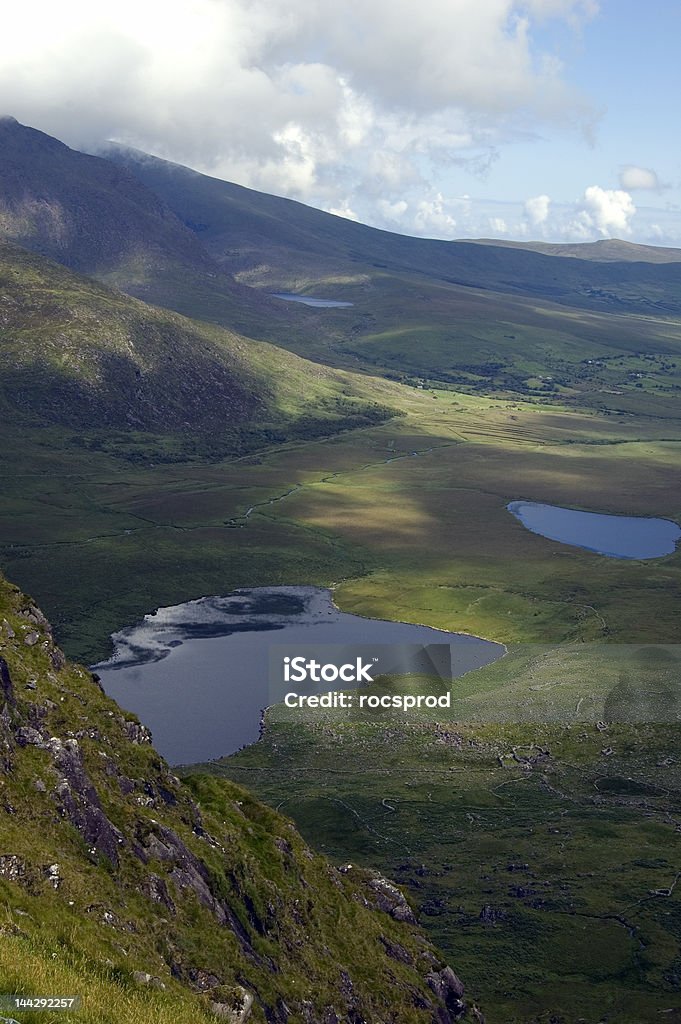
[486,1,680,201]
[435,0,681,242]
[1,0,678,244]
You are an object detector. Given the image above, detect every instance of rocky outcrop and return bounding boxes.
[51,737,125,868]
[426,967,466,1020]
[0,656,15,707]
[135,819,261,961]
[15,723,124,868]
[366,872,418,924]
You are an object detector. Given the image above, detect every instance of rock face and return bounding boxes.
[0,571,471,1023]
[209,987,254,1022]
[427,967,466,1019]
[367,872,418,924]
[0,655,15,707]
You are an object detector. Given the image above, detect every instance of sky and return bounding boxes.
[1,0,679,244]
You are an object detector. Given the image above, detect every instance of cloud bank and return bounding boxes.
[1,0,677,244]
[0,5,594,202]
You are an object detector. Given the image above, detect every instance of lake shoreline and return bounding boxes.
[508,498,681,559]
[95,585,505,764]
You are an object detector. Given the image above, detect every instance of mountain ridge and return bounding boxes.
[466,236,681,263]
[102,142,681,316]
[0,118,322,344]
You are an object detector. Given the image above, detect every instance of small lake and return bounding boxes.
[508,500,681,559]
[271,292,354,308]
[94,586,502,764]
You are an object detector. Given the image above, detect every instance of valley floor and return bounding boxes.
[3,378,681,1022]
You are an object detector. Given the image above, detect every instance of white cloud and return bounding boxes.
[524,193,551,227]
[9,0,679,247]
[326,200,360,221]
[0,0,597,217]
[489,216,509,234]
[413,193,458,236]
[443,187,681,245]
[576,185,636,237]
[377,199,409,222]
[619,165,662,191]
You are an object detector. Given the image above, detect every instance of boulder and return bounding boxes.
[209,986,254,1022]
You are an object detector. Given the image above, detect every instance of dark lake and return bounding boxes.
[508,500,681,559]
[94,587,503,764]
[271,292,354,308]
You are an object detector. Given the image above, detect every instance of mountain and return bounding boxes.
[0,569,473,1023]
[0,239,394,442]
[4,120,681,411]
[0,116,212,276]
[0,117,315,341]
[103,144,681,317]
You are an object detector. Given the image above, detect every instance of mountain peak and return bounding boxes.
[0,118,212,276]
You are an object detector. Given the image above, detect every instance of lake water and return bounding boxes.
[508,500,681,559]
[94,586,503,764]
[271,292,354,308]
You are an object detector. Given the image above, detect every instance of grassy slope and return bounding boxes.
[197,713,681,1024]
[265,269,681,413]
[0,239,396,438]
[0,570,466,1024]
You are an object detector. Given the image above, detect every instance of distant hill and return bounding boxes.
[4,120,681,409]
[103,144,681,317]
[466,237,681,264]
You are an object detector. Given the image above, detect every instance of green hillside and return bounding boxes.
[5,121,681,414]
[0,239,395,443]
[0,569,472,1023]
[101,145,681,416]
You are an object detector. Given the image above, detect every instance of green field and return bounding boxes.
[3,381,681,663]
